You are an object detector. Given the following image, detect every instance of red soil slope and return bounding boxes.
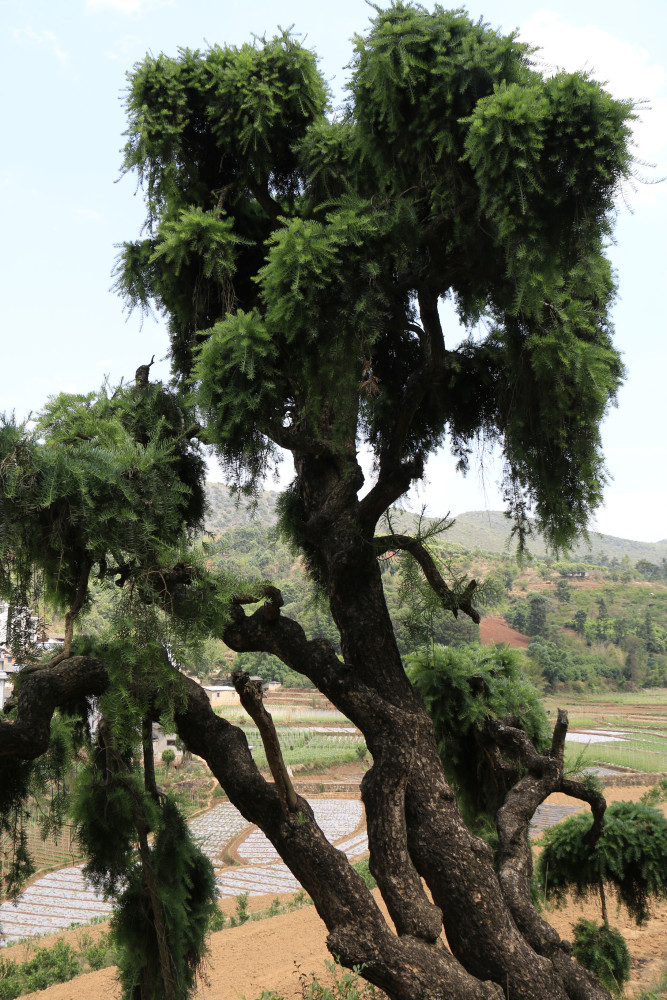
[480,616,531,649]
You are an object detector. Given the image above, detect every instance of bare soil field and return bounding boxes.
[480,615,531,648]
[12,783,666,1000]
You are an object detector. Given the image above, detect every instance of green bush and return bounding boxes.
[572,920,630,995]
[0,931,115,999]
[84,935,112,971]
[0,957,21,1000]
[208,906,226,932]
[231,891,249,925]
[406,643,550,832]
[255,960,385,999]
[22,940,81,992]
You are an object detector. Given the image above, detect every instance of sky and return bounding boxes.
[2,0,666,543]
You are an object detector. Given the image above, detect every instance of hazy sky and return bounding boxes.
[2,0,665,542]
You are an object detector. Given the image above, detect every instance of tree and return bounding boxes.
[527,640,573,690]
[1,5,635,999]
[536,800,667,992]
[161,748,176,776]
[555,578,571,605]
[634,559,661,582]
[573,609,588,637]
[526,594,549,638]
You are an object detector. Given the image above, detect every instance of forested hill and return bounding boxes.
[204,483,666,564]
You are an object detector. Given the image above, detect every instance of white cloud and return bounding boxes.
[12,26,69,65]
[102,33,145,61]
[86,0,173,14]
[591,491,667,543]
[75,207,103,222]
[520,12,667,199]
[55,382,79,396]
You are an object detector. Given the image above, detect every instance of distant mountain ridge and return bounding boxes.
[204,483,667,565]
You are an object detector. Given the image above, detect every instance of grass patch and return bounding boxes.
[352,858,376,890]
[209,890,313,933]
[544,690,667,708]
[229,726,365,771]
[254,959,386,999]
[215,705,351,726]
[564,731,667,773]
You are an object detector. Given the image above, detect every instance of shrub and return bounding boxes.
[85,938,111,971]
[232,891,249,925]
[406,643,550,832]
[208,906,225,932]
[22,940,81,992]
[0,957,21,1000]
[572,920,630,994]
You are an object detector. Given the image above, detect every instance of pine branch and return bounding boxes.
[373,533,479,623]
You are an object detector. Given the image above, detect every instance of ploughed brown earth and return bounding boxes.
[10,782,666,1000]
[480,615,531,648]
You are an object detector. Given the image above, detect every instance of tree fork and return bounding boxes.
[224,568,609,1000]
[172,674,503,1000]
[232,668,298,812]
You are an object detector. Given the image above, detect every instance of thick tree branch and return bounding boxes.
[366,289,456,481]
[487,711,611,999]
[48,560,92,666]
[417,288,446,368]
[232,668,298,811]
[374,532,479,623]
[248,179,284,223]
[358,457,424,532]
[403,733,573,1000]
[0,655,108,758]
[560,778,606,848]
[265,415,342,458]
[362,732,444,943]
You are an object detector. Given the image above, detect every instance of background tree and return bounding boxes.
[161,747,176,776]
[527,594,549,637]
[536,800,667,993]
[1,4,636,1000]
[555,578,572,605]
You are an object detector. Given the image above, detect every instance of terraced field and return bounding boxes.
[0,797,367,945]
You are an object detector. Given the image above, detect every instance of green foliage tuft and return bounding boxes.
[537,801,667,924]
[571,920,631,995]
[352,857,377,890]
[406,642,550,832]
[112,798,218,1000]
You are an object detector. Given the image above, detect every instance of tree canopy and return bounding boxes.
[116,2,630,551]
[1,5,638,1000]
